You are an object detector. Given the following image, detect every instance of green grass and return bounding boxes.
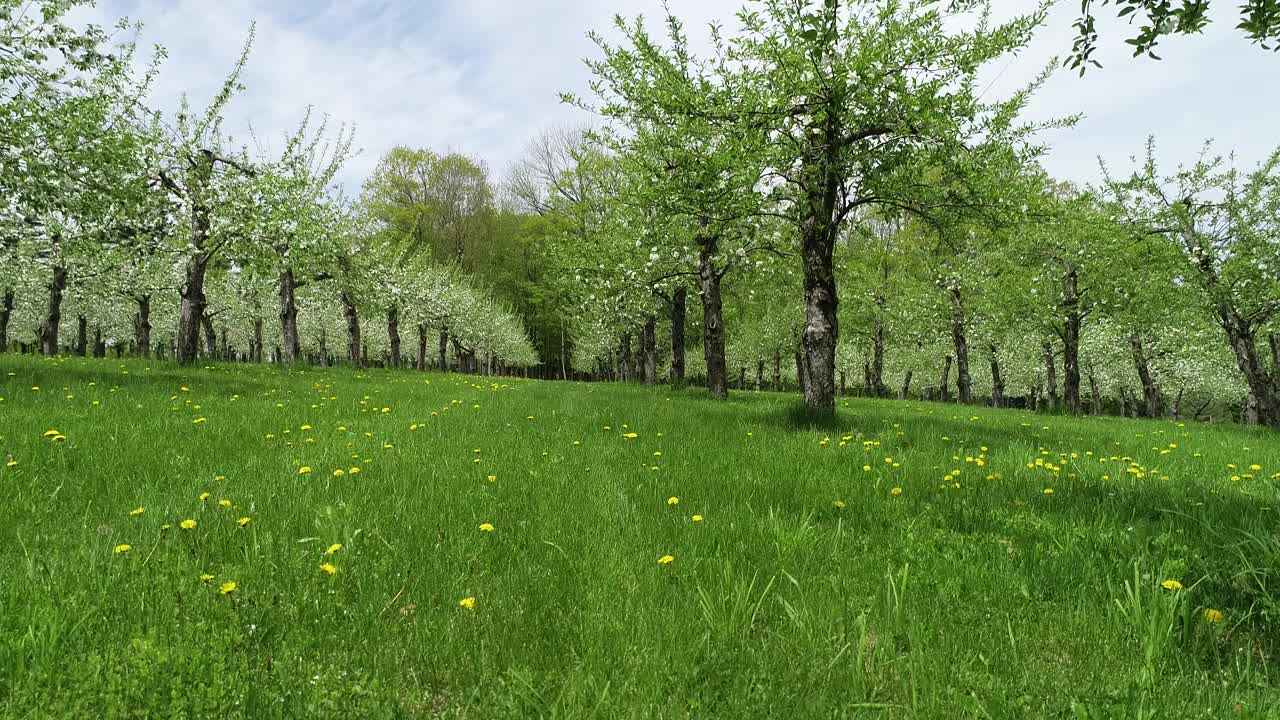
[1,353,1279,719]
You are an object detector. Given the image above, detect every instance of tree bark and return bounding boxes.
[989,344,1004,409]
[387,305,401,368]
[755,360,765,391]
[839,370,847,397]
[773,351,782,391]
[1060,268,1083,415]
[871,317,886,397]
[1214,303,1279,427]
[939,355,953,403]
[252,317,264,363]
[278,269,301,364]
[797,97,843,415]
[133,295,152,358]
[1129,335,1161,418]
[417,324,428,371]
[950,287,972,404]
[439,326,449,372]
[1042,342,1058,413]
[200,314,217,359]
[641,315,657,385]
[75,315,87,357]
[93,325,104,358]
[0,287,13,352]
[176,157,214,367]
[41,265,68,356]
[900,370,913,400]
[339,289,362,368]
[620,333,633,382]
[699,236,728,400]
[670,287,686,384]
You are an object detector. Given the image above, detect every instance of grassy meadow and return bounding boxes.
[1,353,1279,718]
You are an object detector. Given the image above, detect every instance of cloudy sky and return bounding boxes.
[78,0,1277,193]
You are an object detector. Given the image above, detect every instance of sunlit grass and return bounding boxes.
[1,354,1278,718]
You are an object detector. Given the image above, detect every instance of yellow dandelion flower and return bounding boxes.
[478,523,495,532]
[1203,608,1224,624]
[692,515,704,522]
[301,424,312,430]
[180,519,197,530]
[218,499,231,508]
[298,466,312,475]
[219,581,237,595]
[320,562,337,575]
[237,517,251,528]
[891,487,903,496]
[199,573,215,583]
[43,429,61,437]
[486,474,497,483]
[327,543,342,554]
[333,469,346,477]
[199,492,210,502]
[657,555,675,565]
[1161,579,1184,591]
[459,596,476,610]
[349,467,361,475]
[667,496,679,506]
[129,507,145,516]
[863,465,872,472]
[833,500,846,508]
[114,544,131,554]
[623,432,639,439]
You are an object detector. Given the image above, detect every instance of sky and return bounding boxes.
[76,0,1279,193]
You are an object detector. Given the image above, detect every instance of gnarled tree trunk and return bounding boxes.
[387,305,401,369]
[989,344,1004,409]
[1087,366,1102,416]
[252,317,264,363]
[699,237,728,400]
[1042,342,1058,413]
[0,287,13,352]
[439,326,449,372]
[133,295,152,358]
[75,315,87,357]
[417,324,428,371]
[900,369,913,400]
[200,314,217,359]
[670,287,686,384]
[1129,334,1161,418]
[950,287,971,404]
[340,290,361,368]
[939,355,953,403]
[278,269,301,363]
[871,316,886,397]
[41,265,68,356]
[1061,268,1082,415]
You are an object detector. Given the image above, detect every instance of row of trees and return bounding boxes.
[3,0,1276,427]
[0,2,536,372]
[517,1,1278,425]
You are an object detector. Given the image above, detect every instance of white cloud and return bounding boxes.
[83,0,1280,193]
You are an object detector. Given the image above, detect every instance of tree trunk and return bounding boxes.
[863,361,872,397]
[1061,268,1082,415]
[1170,388,1184,420]
[1245,391,1260,425]
[93,326,104,358]
[252,317,264,363]
[1042,342,1058,413]
[620,333,633,382]
[797,106,842,415]
[641,315,657,385]
[417,324,428,371]
[133,295,152,358]
[670,287,686,384]
[41,265,68,356]
[773,351,782,391]
[839,370,847,397]
[0,287,13,352]
[75,315,87,357]
[387,305,401,368]
[939,355,953,403]
[756,360,765,391]
[278,269,301,363]
[1087,366,1102,416]
[699,237,728,400]
[177,253,208,366]
[1129,335,1161,418]
[439,326,449,372]
[989,344,1004,409]
[340,290,361,368]
[200,314,217,359]
[1215,303,1279,427]
[950,287,972,404]
[1270,334,1280,375]
[900,370,913,400]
